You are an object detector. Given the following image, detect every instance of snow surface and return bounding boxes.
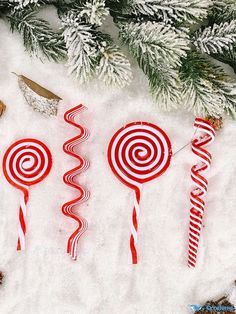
[0,11,236,314]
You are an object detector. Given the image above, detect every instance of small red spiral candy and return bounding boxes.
[188,118,216,268]
[107,122,172,264]
[62,104,89,261]
[3,139,52,250]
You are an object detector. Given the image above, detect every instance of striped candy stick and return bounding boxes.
[3,139,52,250]
[17,187,29,250]
[107,122,172,264]
[188,118,216,268]
[62,104,90,260]
[130,184,142,264]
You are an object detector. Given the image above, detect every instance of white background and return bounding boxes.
[0,10,236,314]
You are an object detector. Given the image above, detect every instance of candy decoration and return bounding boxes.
[188,118,216,268]
[3,139,52,250]
[62,104,90,260]
[107,122,172,264]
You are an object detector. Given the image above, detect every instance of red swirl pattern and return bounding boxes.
[2,139,52,250]
[108,122,172,264]
[62,104,89,260]
[188,118,216,268]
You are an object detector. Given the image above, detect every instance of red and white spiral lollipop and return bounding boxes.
[107,122,172,264]
[3,139,52,250]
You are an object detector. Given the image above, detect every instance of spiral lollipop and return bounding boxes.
[107,122,172,264]
[3,139,52,250]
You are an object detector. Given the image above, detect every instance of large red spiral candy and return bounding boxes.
[3,138,52,250]
[62,104,89,261]
[108,122,172,264]
[188,118,216,268]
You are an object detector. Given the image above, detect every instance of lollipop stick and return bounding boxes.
[17,188,29,250]
[130,186,141,264]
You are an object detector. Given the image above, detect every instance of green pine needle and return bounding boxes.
[8,9,66,61]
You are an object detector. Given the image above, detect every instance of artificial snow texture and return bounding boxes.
[0,10,236,314]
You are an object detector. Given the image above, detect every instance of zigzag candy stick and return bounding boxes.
[62,104,90,260]
[188,118,216,268]
[107,122,172,264]
[2,139,52,250]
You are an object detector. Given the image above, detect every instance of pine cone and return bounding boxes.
[205,116,223,131]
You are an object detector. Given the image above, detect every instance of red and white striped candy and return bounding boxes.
[3,139,52,250]
[188,118,216,268]
[107,122,172,264]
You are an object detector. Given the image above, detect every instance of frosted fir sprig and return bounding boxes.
[62,14,98,83]
[9,0,39,9]
[194,20,236,54]
[149,64,181,110]
[120,21,190,68]
[8,9,65,61]
[79,0,109,26]
[132,0,212,23]
[179,51,236,117]
[62,12,132,87]
[97,43,132,87]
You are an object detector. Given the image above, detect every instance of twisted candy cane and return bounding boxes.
[188,118,216,268]
[62,104,90,260]
[3,139,52,250]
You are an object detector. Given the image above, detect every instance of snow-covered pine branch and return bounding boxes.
[211,0,236,22]
[62,13,98,84]
[96,44,132,87]
[211,75,236,118]
[8,9,65,61]
[132,0,212,23]
[79,0,109,26]
[119,21,190,69]
[62,11,132,87]
[194,20,236,54]
[9,0,39,8]
[212,0,236,10]
[149,64,181,110]
[179,51,230,117]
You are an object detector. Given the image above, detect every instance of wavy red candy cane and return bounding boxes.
[62,104,90,260]
[188,118,216,268]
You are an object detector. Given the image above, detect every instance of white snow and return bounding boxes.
[0,13,236,314]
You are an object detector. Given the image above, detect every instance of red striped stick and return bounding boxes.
[188,118,216,268]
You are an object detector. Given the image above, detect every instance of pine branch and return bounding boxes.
[62,13,99,83]
[8,0,55,9]
[62,8,132,86]
[7,9,66,61]
[119,21,190,68]
[131,0,212,23]
[96,42,132,87]
[9,0,40,9]
[79,0,109,26]
[194,20,236,54]
[179,51,235,117]
[149,64,181,109]
[212,45,236,73]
